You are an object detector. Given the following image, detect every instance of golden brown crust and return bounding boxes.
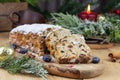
[9,32,46,55]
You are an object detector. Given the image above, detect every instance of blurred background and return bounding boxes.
[0,0,120,31]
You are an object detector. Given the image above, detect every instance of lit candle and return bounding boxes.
[78,4,98,21]
[87,4,91,14]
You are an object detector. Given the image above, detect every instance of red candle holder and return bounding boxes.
[111,9,120,16]
[78,12,98,21]
[77,4,98,21]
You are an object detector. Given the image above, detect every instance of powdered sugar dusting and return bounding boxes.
[10,24,61,34]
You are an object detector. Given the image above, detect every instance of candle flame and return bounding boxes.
[87,4,91,14]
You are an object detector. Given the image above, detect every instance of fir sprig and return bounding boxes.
[0,56,48,80]
[51,13,120,42]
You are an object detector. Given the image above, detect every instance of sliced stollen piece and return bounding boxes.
[45,28,71,56]
[55,34,91,64]
[71,34,91,54]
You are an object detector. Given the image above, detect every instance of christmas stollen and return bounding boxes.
[9,24,61,56]
[9,24,104,79]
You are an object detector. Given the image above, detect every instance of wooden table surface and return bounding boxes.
[0,32,120,80]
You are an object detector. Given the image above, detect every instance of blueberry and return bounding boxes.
[43,55,52,62]
[10,44,17,49]
[19,48,28,54]
[92,57,100,64]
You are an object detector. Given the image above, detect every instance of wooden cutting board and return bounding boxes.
[14,52,105,79]
[16,52,105,79]
[44,62,105,79]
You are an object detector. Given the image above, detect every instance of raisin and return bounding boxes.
[68,45,73,48]
[79,44,82,47]
[51,46,54,50]
[63,40,67,42]
[53,34,57,36]
[62,43,65,46]
[82,49,87,52]
[47,28,52,31]
[61,50,64,53]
